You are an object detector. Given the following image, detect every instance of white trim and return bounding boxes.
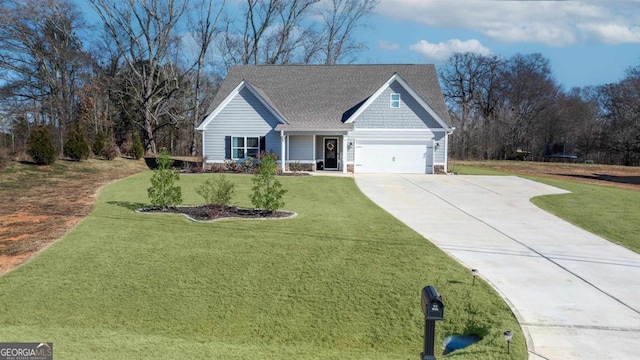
[196,80,287,131]
[322,137,339,170]
[344,73,452,131]
[312,134,316,168]
[200,130,206,161]
[444,132,449,173]
[280,130,286,173]
[342,136,348,173]
[230,136,260,160]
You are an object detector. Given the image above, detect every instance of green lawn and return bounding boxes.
[0,172,524,359]
[528,178,640,254]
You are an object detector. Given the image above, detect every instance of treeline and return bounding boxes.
[0,0,377,161]
[440,52,640,165]
[1,0,638,167]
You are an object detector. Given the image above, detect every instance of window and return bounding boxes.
[232,136,260,159]
[390,93,401,108]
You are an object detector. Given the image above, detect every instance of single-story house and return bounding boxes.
[197,64,454,174]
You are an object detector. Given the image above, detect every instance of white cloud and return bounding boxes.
[378,40,400,51]
[376,0,640,46]
[409,39,491,62]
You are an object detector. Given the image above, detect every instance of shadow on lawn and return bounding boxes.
[555,173,640,186]
[108,201,147,211]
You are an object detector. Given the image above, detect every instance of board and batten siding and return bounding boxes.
[202,87,281,162]
[354,80,443,129]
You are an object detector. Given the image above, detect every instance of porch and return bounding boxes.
[279,132,353,173]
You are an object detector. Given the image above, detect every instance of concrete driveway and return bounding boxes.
[355,174,640,360]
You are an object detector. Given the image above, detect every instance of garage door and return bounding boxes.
[355,141,434,174]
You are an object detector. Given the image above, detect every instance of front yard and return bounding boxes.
[0,172,524,359]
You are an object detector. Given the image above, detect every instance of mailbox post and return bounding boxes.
[421,286,444,360]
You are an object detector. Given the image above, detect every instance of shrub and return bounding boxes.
[211,163,224,173]
[0,148,10,169]
[289,161,303,174]
[63,122,90,161]
[103,138,120,160]
[195,174,235,206]
[130,132,144,160]
[224,159,237,171]
[250,153,287,213]
[92,130,106,157]
[240,157,259,173]
[147,149,182,208]
[119,138,132,156]
[27,125,56,165]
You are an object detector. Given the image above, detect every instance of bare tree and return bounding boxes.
[0,0,87,151]
[597,67,640,165]
[317,0,378,64]
[187,0,225,156]
[218,0,322,68]
[440,52,503,159]
[498,53,561,158]
[89,0,189,154]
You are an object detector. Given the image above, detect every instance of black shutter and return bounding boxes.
[260,136,266,154]
[225,136,231,159]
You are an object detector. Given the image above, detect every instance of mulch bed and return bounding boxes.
[137,204,295,221]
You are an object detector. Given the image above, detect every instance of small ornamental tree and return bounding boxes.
[147,149,182,208]
[63,122,90,161]
[27,125,56,165]
[131,131,145,160]
[250,153,287,213]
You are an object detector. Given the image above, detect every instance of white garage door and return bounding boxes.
[355,140,434,174]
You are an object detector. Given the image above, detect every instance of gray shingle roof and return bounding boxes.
[206,64,451,130]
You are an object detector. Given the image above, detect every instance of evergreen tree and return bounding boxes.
[131,131,145,160]
[92,130,106,157]
[27,125,57,165]
[147,148,182,208]
[64,122,90,161]
[250,153,287,213]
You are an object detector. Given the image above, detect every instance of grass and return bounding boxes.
[454,163,640,254]
[528,178,640,254]
[0,172,525,359]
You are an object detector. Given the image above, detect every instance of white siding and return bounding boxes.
[203,87,281,162]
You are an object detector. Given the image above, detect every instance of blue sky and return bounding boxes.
[356,0,640,90]
[77,0,639,90]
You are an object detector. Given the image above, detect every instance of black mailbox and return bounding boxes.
[421,286,444,320]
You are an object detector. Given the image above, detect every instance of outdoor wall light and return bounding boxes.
[471,268,478,285]
[504,330,513,354]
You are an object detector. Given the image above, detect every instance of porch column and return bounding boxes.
[342,135,348,173]
[280,130,286,173]
[312,135,316,170]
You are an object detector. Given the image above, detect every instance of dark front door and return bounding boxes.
[324,138,338,169]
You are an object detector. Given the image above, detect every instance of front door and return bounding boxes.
[324,138,338,169]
